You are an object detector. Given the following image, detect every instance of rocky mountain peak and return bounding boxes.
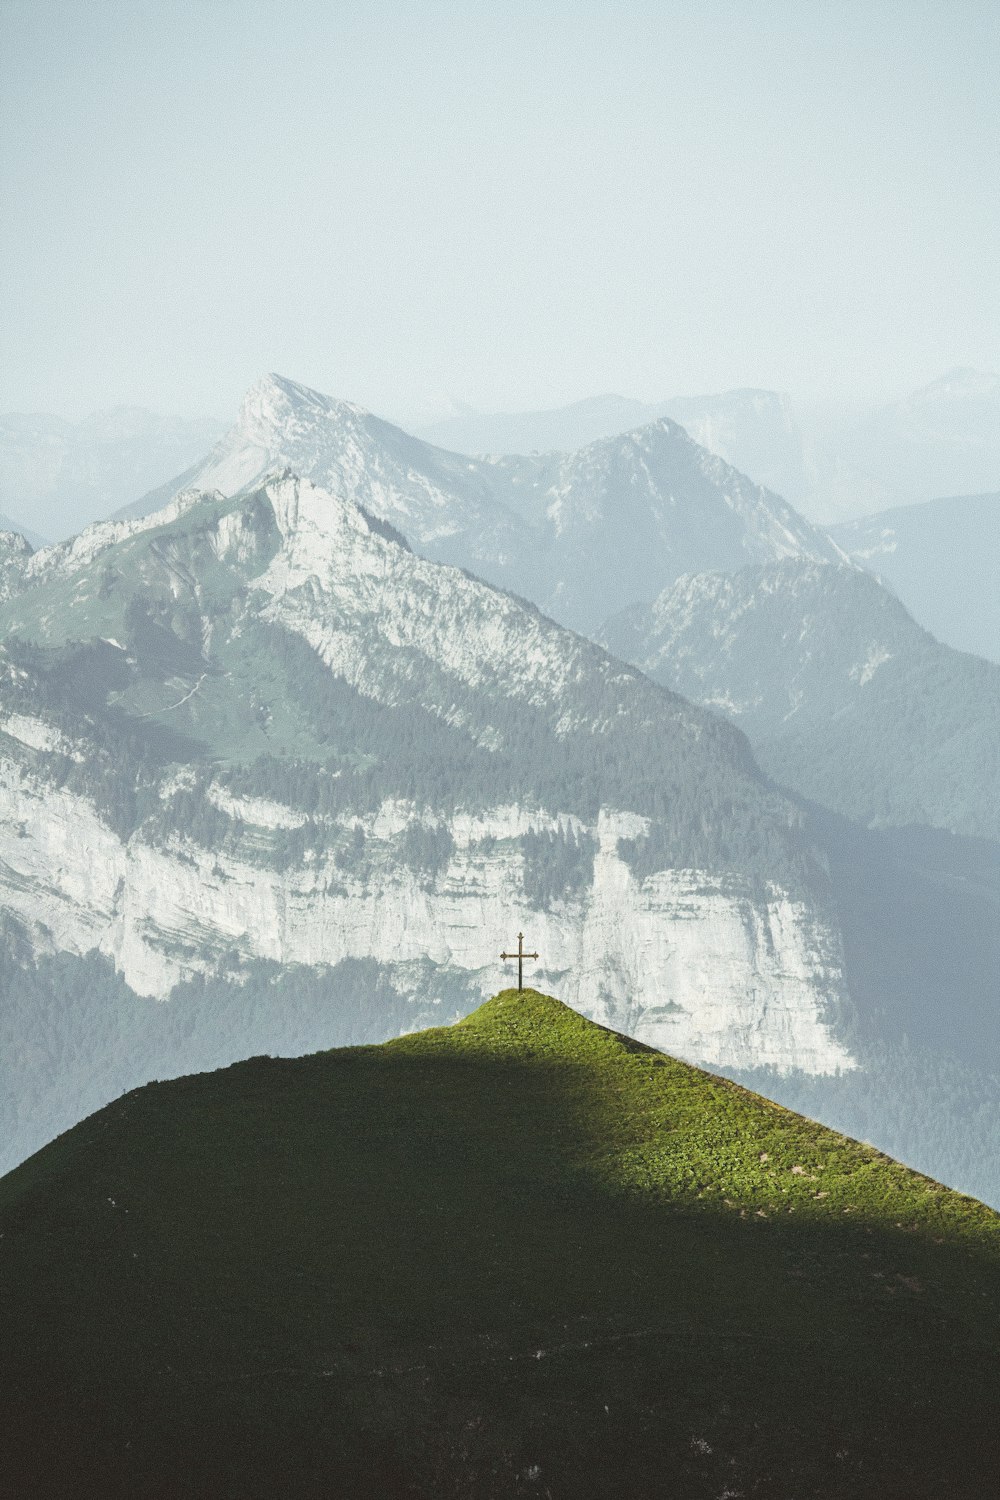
[0,523,34,557]
[236,373,370,448]
[235,375,379,456]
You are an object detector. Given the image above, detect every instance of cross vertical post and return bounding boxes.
[500,931,540,992]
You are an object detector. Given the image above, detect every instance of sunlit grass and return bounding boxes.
[3,988,998,1498]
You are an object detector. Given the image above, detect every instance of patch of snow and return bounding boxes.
[849,646,894,686]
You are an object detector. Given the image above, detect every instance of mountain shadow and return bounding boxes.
[3,990,997,1499]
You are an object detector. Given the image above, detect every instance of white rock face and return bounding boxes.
[22,487,212,587]
[206,785,308,831]
[0,713,80,758]
[0,756,853,1076]
[252,474,590,720]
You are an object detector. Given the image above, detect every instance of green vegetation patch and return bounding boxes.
[2,989,997,1498]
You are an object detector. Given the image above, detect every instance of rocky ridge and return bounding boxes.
[599,558,1000,839]
[119,373,846,634]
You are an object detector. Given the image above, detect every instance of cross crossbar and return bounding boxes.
[500,931,539,992]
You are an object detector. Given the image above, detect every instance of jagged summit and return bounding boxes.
[237,372,379,444]
[0,515,36,549]
[3,986,998,1497]
[0,525,35,605]
[111,371,844,634]
[574,411,694,452]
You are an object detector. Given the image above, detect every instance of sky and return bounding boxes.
[1,0,998,422]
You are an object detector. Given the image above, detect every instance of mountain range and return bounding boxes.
[0,470,852,1099]
[830,491,1000,664]
[412,368,1000,526]
[123,372,843,636]
[600,559,1000,840]
[0,406,227,541]
[833,368,1000,510]
[1,372,996,1211]
[5,369,996,548]
[130,373,995,659]
[415,386,810,508]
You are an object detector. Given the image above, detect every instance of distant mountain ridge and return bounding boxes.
[127,372,844,634]
[7,368,995,542]
[413,390,667,455]
[830,491,1000,663]
[412,369,1000,526]
[600,558,1000,841]
[838,368,1000,506]
[416,386,811,511]
[0,406,227,541]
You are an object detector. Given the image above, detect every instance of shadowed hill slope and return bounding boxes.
[3,989,998,1498]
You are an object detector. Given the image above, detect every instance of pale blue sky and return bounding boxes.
[1,0,997,419]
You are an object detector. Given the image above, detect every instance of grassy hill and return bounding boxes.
[3,990,998,1498]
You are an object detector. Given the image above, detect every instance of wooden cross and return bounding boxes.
[500,931,539,993]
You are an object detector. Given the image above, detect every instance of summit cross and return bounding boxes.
[500,932,539,993]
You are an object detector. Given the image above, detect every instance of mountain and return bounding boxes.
[4,989,998,1500]
[415,387,813,506]
[480,417,842,634]
[0,511,46,550]
[795,370,1000,524]
[0,525,36,599]
[599,559,1000,841]
[688,371,1000,527]
[829,491,1000,663]
[659,387,811,504]
[116,375,523,569]
[128,373,844,634]
[413,390,667,454]
[432,370,1000,531]
[0,472,858,1163]
[843,369,1000,505]
[0,406,227,540]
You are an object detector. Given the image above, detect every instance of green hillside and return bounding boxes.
[3,990,998,1498]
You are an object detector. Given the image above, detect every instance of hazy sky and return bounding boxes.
[1,0,998,421]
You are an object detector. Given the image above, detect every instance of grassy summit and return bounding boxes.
[3,989,998,1498]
